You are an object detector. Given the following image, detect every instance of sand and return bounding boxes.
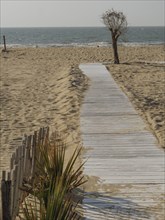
[0,45,164,175]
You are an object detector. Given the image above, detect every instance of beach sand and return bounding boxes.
[0,45,164,175]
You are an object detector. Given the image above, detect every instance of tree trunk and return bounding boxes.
[112,35,119,64]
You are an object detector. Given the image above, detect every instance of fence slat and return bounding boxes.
[1,171,11,220]
[10,154,15,170]
[1,126,49,219]
[31,132,37,179]
[12,165,18,218]
[24,135,32,180]
[16,146,23,215]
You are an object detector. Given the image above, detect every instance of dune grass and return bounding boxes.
[20,133,85,220]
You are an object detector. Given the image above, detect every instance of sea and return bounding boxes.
[0,26,164,48]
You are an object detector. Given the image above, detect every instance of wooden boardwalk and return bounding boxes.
[79,64,165,220]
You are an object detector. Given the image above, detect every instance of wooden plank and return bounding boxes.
[79,63,165,220]
[81,115,147,133]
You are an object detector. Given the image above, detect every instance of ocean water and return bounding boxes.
[0,27,164,48]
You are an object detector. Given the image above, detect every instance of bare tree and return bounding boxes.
[102,9,127,64]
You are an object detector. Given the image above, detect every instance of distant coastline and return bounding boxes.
[1,26,165,28]
[1,27,164,48]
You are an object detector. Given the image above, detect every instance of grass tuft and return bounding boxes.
[20,133,85,220]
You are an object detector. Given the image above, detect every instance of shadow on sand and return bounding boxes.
[81,191,150,220]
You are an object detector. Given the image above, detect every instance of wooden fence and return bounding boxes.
[1,127,49,220]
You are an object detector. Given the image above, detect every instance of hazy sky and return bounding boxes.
[1,0,164,27]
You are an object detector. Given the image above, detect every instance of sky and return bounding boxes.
[0,0,164,27]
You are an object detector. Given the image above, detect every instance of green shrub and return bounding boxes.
[20,134,85,220]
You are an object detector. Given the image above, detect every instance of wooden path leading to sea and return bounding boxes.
[79,64,165,220]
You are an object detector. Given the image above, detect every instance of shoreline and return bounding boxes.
[1,42,164,49]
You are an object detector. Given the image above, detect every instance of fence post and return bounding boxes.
[3,35,7,52]
[1,171,11,220]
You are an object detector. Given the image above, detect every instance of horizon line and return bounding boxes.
[1,25,164,28]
